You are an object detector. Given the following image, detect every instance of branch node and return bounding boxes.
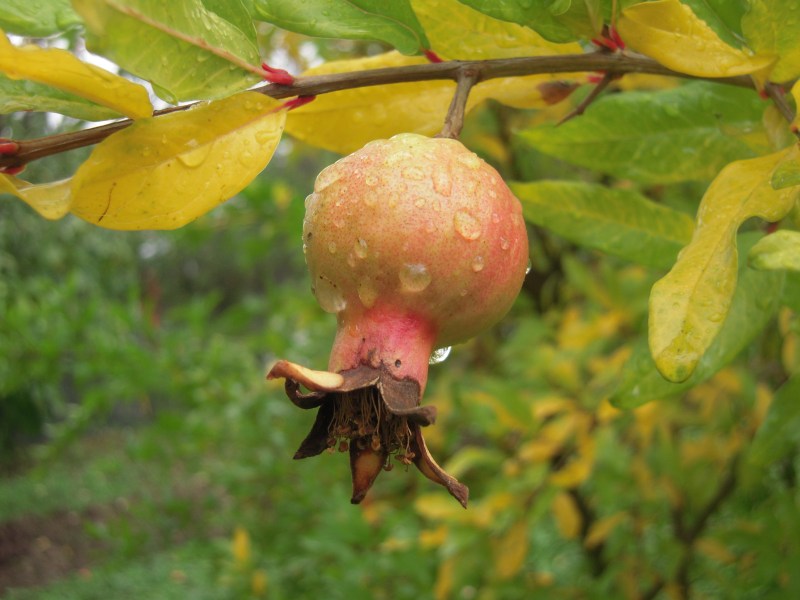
[557,71,617,126]
[261,63,295,86]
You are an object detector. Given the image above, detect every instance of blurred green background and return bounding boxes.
[2,40,800,600]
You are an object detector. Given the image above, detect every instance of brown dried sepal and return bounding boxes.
[267,359,468,508]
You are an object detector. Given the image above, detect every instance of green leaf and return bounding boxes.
[612,234,784,408]
[749,231,800,272]
[253,0,429,55]
[649,150,800,383]
[742,0,800,81]
[511,180,694,269]
[0,0,81,36]
[518,82,771,185]
[69,92,286,230]
[73,0,260,103]
[455,0,588,43]
[748,376,800,468]
[680,0,748,49]
[0,75,122,120]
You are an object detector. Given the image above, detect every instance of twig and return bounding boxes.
[557,72,616,126]
[763,82,800,139]
[438,68,479,139]
[0,52,760,169]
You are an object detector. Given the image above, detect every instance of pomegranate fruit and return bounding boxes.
[268,133,528,507]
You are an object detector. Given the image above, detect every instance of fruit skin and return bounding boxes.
[269,133,529,507]
[304,133,529,391]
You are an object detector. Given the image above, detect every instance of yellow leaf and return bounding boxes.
[411,0,580,60]
[70,92,285,230]
[434,556,456,600]
[0,174,72,219]
[551,491,582,539]
[584,512,627,549]
[251,570,268,597]
[0,29,151,119]
[493,520,529,580]
[696,537,737,564]
[791,81,800,134]
[617,0,775,78]
[285,52,581,154]
[232,526,251,566]
[649,148,800,382]
[419,525,449,549]
[549,435,596,488]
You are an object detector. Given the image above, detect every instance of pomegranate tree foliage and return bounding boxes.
[1,0,800,596]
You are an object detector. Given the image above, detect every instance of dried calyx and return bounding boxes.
[267,133,529,507]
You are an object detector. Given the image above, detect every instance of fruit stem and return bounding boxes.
[438,68,480,140]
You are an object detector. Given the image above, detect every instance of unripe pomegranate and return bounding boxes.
[268,133,528,507]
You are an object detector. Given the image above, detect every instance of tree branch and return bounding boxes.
[0,52,759,170]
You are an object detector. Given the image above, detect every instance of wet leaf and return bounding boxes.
[584,512,627,549]
[70,92,285,230]
[617,0,774,78]
[512,180,694,269]
[0,174,72,219]
[73,0,260,102]
[518,82,770,184]
[0,29,151,119]
[649,151,800,382]
[791,82,800,134]
[253,0,428,55]
[612,234,785,407]
[742,0,800,82]
[749,231,800,272]
[0,75,122,120]
[411,0,581,60]
[286,51,578,154]
[0,0,81,36]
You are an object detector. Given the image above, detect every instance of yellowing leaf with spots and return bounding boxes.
[649,148,800,382]
[410,0,580,60]
[70,92,285,230]
[285,52,581,154]
[0,29,151,119]
[617,0,774,78]
[742,0,800,82]
[0,174,72,220]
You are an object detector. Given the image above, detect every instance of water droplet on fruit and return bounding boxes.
[327,242,337,254]
[347,253,356,268]
[399,263,432,292]
[384,150,412,166]
[459,289,468,296]
[429,346,452,365]
[365,174,378,187]
[492,213,500,224]
[415,197,426,208]
[402,166,425,181]
[357,277,378,308]
[472,256,485,272]
[500,237,511,250]
[525,259,532,275]
[432,167,452,196]
[454,211,481,240]
[314,276,346,313]
[456,152,481,169]
[354,238,368,259]
[314,167,341,192]
[488,189,497,199]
